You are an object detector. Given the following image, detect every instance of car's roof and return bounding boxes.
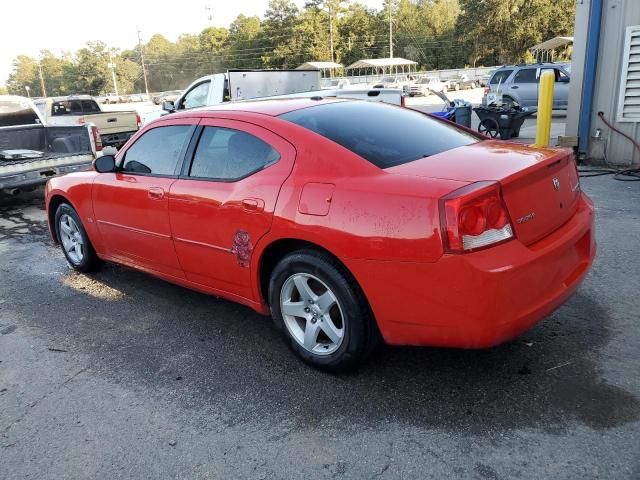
[173,97,350,118]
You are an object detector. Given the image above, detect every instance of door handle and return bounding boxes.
[511,85,519,89]
[148,187,165,200]
[242,198,264,212]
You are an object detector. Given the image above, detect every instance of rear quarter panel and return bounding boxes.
[251,118,468,264]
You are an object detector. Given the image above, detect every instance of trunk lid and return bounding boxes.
[387,140,581,245]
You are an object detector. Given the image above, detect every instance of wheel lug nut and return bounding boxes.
[304,307,310,313]
[311,317,317,324]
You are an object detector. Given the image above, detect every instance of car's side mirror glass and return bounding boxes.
[94,155,116,173]
[162,100,175,112]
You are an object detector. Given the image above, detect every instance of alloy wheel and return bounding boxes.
[280,273,345,356]
[59,214,84,265]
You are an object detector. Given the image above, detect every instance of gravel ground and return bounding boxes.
[0,175,638,480]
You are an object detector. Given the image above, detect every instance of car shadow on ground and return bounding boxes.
[2,190,639,436]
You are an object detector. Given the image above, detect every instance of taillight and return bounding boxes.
[439,181,514,253]
[401,95,406,108]
[483,86,491,95]
[91,125,103,152]
[135,112,142,129]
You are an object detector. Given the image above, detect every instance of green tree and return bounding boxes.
[457,0,574,66]
[260,0,300,67]
[227,15,263,69]
[339,3,385,67]
[6,55,40,96]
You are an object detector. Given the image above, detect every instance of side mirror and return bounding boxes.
[559,76,570,83]
[162,100,175,112]
[94,155,116,173]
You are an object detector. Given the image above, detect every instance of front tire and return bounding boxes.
[55,203,101,272]
[269,249,378,372]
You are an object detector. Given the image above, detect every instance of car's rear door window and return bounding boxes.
[122,125,193,176]
[490,69,513,85]
[514,68,537,83]
[280,101,478,169]
[189,127,280,180]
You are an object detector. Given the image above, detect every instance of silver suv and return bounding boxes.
[483,63,570,108]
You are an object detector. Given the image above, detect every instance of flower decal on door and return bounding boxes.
[230,230,253,267]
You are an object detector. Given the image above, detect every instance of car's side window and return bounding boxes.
[122,125,192,176]
[555,69,570,82]
[490,69,513,85]
[514,68,537,83]
[189,127,280,181]
[180,81,210,110]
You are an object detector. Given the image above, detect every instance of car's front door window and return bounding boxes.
[180,81,211,110]
[122,125,193,176]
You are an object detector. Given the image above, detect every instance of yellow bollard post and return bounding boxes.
[535,70,555,146]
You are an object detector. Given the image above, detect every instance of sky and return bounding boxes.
[0,0,384,86]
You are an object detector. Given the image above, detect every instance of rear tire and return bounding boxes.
[269,249,379,372]
[55,203,101,273]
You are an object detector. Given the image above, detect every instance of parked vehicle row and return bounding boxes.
[95,93,150,104]
[45,98,595,371]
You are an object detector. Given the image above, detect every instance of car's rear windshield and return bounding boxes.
[52,100,101,116]
[279,101,478,169]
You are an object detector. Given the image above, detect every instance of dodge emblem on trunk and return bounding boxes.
[552,178,560,190]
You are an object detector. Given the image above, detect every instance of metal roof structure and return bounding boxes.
[530,37,574,61]
[345,57,418,71]
[296,62,343,70]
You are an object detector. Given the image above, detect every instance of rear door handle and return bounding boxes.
[148,187,165,200]
[511,86,519,89]
[242,198,264,212]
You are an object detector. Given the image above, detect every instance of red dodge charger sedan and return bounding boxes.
[45,98,596,370]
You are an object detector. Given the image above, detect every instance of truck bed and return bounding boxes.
[0,124,95,191]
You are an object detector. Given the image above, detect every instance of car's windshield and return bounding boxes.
[280,101,478,169]
[379,76,395,82]
[417,78,430,84]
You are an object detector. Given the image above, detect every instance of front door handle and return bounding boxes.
[242,198,264,212]
[511,85,519,89]
[148,187,165,200]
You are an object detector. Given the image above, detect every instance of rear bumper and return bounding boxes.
[347,193,596,348]
[0,156,93,191]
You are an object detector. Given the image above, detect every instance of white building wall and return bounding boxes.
[567,0,640,166]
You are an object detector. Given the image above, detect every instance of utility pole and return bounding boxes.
[328,3,335,63]
[388,1,393,58]
[38,61,47,97]
[137,27,150,98]
[108,52,119,96]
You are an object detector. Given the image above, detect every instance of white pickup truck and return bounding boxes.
[34,96,140,149]
[0,96,99,194]
[145,69,404,124]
